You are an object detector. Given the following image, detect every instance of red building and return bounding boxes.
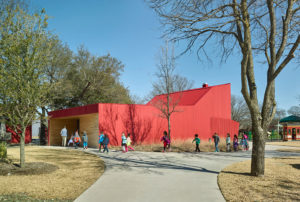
[48,83,239,147]
[280,115,300,141]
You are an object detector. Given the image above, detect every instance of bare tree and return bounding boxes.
[149,0,300,176]
[231,95,251,130]
[150,41,193,141]
[287,106,300,116]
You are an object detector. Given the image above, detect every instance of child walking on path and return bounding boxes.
[213,133,220,152]
[82,131,88,149]
[244,134,249,151]
[240,135,246,151]
[161,131,170,152]
[121,133,127,153]
[192,134,201,152]
[98,132,104,152]
[233,134,239,151]
[126,133,135,151]
[226,133,231,152]
[103,134,109,153]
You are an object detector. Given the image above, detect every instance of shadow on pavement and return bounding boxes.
[93,151,220,175]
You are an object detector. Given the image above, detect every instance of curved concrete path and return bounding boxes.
[75,144,299,202]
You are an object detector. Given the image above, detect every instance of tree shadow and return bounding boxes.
[290,164,300,170]
[122,104,152,144]
[220,170,251,176]
[99,104,119,145]
[97,152,219,175]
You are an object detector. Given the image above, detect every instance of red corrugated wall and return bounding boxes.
[49,83,239,146]
[98,103,166,145]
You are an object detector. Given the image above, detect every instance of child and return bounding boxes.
[82,131,88,149]
[126,133,135,151]
[244,134,249,151]
[226,133,231,152]
[233,134,239,152]
[192,134,201,152]
[99,132,104,152]
[213,133,220,152]
[240,135,246,151]
[121,132,127,153]
[68,134,74,147]
[160,131,170,152]
[103,134,109,153]
[74,130,81,149]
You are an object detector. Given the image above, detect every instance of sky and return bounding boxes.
[30,0,299,111]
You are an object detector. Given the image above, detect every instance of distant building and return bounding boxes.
[48,83,239,147]
[280,115,300,141]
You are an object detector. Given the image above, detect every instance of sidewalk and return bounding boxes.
[75,149,250,202]
[75,144,299,202]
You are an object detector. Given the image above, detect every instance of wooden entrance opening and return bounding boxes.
[49,113,99,147]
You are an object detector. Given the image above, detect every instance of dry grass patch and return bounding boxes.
[0,146,105,201]
[277,149,300,153]
[267,141,300,147]
[130,139,235,152]
[218,157,300,202]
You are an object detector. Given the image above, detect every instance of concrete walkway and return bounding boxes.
[75,144,299,202]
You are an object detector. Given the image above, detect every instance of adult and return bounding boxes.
[60,126,67,147]
[213,133,220,152]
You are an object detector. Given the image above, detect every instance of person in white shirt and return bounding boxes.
[60,126,67,147]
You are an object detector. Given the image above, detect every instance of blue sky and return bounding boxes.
[31,0,299,111]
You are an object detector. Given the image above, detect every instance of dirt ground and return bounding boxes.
[0,146,105,201]
[267,141,300,147]
[218,157,300,202]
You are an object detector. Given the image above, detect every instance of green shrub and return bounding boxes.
[0,142,7,160]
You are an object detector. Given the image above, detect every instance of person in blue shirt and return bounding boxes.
[98,132,105,152]
[103,134,109,153]
[121,132,127,153]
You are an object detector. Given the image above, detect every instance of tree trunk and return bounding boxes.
[20,130,26,168]
[40,107,46,145]
[251,123,266,176]
[167,116,171,142]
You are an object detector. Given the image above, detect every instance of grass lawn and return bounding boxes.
[218,157,300,202]
[267,141,300,147]
[0,146,105,201]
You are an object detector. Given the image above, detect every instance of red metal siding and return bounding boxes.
[49,83,239,146]
[98,103,166,145]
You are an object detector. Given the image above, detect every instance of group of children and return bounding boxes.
[121,133,135,152]
[66,129,249,153]
[191,132,249,152]
[67,130,88,149]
